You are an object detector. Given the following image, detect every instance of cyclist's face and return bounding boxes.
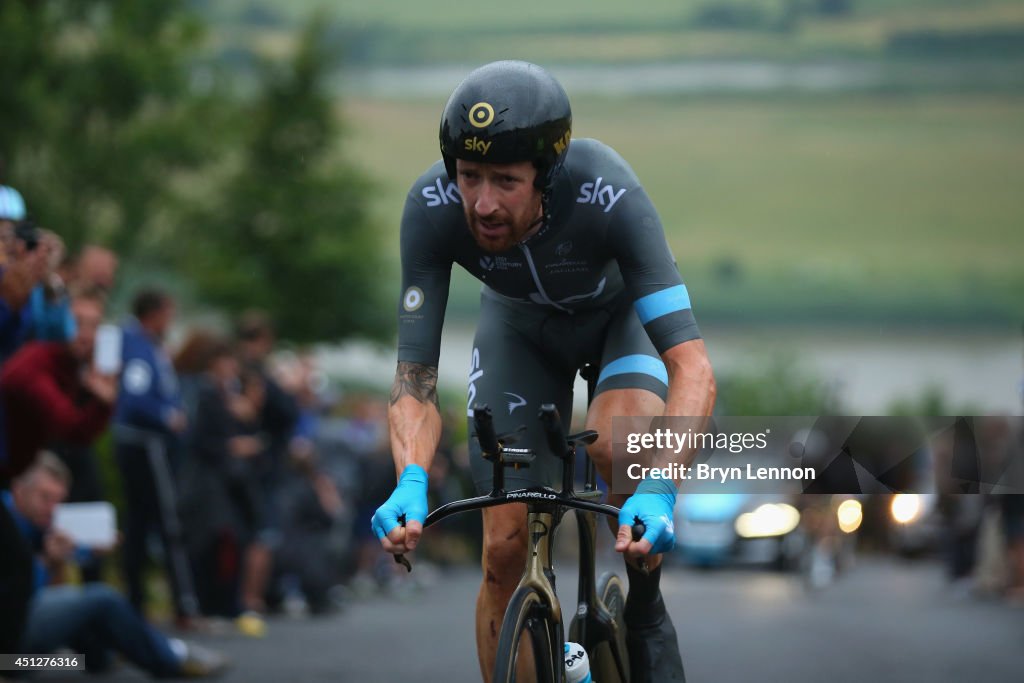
[456,159,542,253]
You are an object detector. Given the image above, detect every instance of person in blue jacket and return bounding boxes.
[4,451,227,677]
[113,288,199,624]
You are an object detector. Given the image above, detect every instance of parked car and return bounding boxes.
[674,492,807,569]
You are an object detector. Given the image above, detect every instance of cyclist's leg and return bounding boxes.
[584,299,669,564]
[477,503,528,682]
[583,300,687,682]
[587,389,666,570]
[466,294,576,681]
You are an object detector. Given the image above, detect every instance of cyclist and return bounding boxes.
[373,60,715,682]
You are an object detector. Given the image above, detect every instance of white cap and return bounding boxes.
[0,185,26,220]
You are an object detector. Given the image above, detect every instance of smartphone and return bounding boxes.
[54,502,117,548]
[93,323,122,375]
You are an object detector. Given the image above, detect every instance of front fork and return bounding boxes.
[519,509,565,680]
[568,509,630,682]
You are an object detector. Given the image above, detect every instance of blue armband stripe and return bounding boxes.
[597,354,668,386]
[634,285,691,324]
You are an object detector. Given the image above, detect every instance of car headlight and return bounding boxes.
[735,503,801,538]
[891,494,923,525]
[836,499,863,534]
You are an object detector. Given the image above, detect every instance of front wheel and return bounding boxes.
[493,586,560,683]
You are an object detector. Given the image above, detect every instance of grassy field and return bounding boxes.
[218,0,1022,31]
[342,92,1024,323]
[209,0,1024,64]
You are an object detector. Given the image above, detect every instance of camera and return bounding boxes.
[13,218,39,251]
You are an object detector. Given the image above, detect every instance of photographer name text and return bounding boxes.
[626,462,816,483]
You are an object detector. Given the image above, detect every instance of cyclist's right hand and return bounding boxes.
[371,464,428,553]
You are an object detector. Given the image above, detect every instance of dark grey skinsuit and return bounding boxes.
[397,138,702,491]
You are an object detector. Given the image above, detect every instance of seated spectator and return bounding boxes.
[0,493,33,657]
[3,452,228,677]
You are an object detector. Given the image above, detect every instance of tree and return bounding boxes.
[715,354,844,416]
[180,17,389,342]
[0,0,222,254]
[1,2,388,342]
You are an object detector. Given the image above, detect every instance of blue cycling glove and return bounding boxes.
[371,464,429,541]
[618,477,677,555]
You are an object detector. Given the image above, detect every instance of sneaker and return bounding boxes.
[625,595,686,683]
[179,643,230,678]
[235,610,267,638]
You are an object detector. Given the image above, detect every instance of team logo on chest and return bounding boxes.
[478,255,522,272]
[577,177,627,213]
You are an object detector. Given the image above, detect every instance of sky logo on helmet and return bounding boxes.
[464,137,492,155]
[468,102,495,128]
[422,178,461,207]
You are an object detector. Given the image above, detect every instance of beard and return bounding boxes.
[465,206,543,254]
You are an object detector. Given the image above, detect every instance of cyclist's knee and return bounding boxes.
[481,505,528,592]
[587,437,612,472]
[482,534,527,593]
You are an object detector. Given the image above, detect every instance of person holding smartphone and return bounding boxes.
[0,287,116,488]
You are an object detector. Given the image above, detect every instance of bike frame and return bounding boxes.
[397,391,635,681]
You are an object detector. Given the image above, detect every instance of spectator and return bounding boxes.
[113,288,199,624]
[72,245,119,293]
[18,225,75,344]
[0,183,27,235]
[271,353,348,614]
[234,312,299,626]
[3,452,227,677]
[173,328,223,431]
[1,219,51,360]
[0,494,34,657]
[0,287,115,488]
[177,340,264,624]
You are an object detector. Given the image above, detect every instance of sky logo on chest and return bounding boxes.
[577,177,626,213]
[422,178,461,207]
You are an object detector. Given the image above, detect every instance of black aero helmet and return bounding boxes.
[440,61,572,190]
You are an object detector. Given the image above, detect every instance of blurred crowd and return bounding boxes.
[0,181,478,678]
[929,417,1024,605]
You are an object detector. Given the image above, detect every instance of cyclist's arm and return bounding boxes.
[388,361,443,476]
[605,178,716,480]
[391,184,453,476]
[376,176,455,553]
[659,338,715,474]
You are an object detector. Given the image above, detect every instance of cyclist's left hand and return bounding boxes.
[615,478,677,558]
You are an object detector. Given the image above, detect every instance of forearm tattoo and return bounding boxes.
[390,361,439,408]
